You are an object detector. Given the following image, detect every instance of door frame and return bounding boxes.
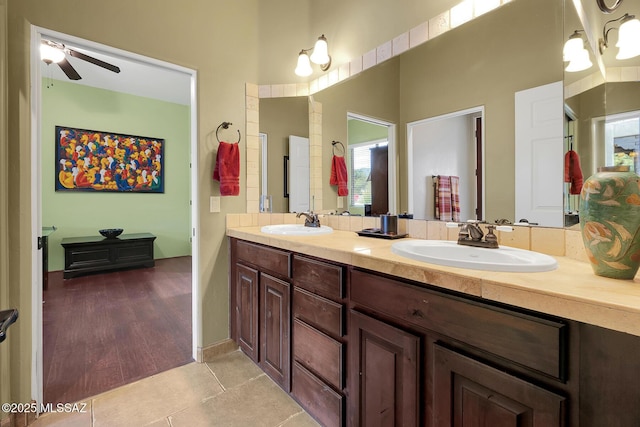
[29,25,200,405]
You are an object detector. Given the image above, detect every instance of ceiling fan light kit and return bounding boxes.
[40,38,121,81]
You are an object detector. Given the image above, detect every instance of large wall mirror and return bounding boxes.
[259,0,566,225]
[564,0,640,227]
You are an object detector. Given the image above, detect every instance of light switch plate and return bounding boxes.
[337,197,344,209]
[210,196,220,213]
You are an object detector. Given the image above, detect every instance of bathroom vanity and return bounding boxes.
[228,228,640,427]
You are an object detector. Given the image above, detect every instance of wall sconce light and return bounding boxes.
[294,34,332,77]
[563,30,593,72]
[599,13,640,59]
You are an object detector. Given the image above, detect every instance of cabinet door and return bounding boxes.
[235,263,259,362]
[260,273,291,391]
[349,309,420,427]
[433,344,565,427]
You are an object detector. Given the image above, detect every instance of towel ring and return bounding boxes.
[216,122,241,144]
[332,140,345,156]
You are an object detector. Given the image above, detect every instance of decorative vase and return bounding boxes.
[579,166,640,280]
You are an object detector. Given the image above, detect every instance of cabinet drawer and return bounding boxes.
[292,255,343,300]
[65,247,111,269]
[350,269,567,380]
[292,361,343,427]
[235,240,290,278]
[293,319,343,390]
[293,286,344,338]
[114,242,153,262]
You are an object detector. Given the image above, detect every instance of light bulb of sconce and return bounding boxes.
[310,35,330,65]
[563,33,584,62]
[616,16,640,59]
[565,48,592,72]
[295,51,313,77]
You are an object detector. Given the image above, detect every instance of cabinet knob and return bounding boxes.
[411,309,425,318]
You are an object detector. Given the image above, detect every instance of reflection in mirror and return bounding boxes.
[605,82,640,172]
[259,133,269,212]
[346,113,395,216]
[407,108,483,222]
[259,97,308,213]
[564,0,640,227]
[258,0,563,224]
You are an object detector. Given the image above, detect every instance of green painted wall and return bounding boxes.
[348,119,388,145]
[42,79,191,271]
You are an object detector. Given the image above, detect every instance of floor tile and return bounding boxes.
[92,363,223,427]
[205,350,265,390]
[278,411,321,427]
[30,403,92,427]
[168,375,303,427]
[32,354,319,427]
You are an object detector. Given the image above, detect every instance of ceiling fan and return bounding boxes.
[40,39,121,81]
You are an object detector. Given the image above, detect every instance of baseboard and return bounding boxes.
[198,338,238,362]
[0,403,37,427]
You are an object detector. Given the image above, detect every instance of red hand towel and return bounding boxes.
[213,141,240,196]
[564,150,583,195]
[330,155,349,196]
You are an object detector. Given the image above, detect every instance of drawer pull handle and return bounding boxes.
[411,309,425,318]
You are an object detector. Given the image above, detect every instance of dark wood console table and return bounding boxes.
[61,233,156,279]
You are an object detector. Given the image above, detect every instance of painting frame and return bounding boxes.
[55,125,165,193]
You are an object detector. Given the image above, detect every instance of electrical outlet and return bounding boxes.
[210,196,220,213]
[337,197,344,209]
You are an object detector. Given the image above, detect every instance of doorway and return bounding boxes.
[30,26,199,405]
[407,107,484,221]
[346,113,396,215]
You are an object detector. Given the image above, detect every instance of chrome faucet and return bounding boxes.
[296,211,321,228]
[447,221,509,249]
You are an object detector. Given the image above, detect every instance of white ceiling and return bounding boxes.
[40,37,192,106]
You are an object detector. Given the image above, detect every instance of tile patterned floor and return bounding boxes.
[31,350,320,427]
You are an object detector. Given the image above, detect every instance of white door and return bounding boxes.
[288,135,310,213]
[515,81,563,228]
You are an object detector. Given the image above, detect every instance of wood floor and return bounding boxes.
[43,256,193,405]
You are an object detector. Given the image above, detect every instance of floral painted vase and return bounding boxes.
[579,166,640,280]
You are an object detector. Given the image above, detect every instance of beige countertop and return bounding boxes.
[227,226,640,337]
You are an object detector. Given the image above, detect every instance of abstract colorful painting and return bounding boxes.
[55,126,164,193]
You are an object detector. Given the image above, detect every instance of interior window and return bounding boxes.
[605,115,640,172]
[349,141,388,208]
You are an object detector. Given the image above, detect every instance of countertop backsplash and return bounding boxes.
[226,212,591,263]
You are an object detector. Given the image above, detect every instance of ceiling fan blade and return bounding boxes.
[68,49,121,74]
[57,58,82,80]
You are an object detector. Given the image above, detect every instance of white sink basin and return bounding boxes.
[391,240,557,272]
[260,224,333,236]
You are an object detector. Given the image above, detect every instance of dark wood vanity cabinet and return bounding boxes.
[230,239,292,391]
[291,254,346,427]
[229,237,640,427]
[348,309,420,427]
[433,344,565,426]
[234,263,259,361]
[260,273,290,389]
[349,268,569,427]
